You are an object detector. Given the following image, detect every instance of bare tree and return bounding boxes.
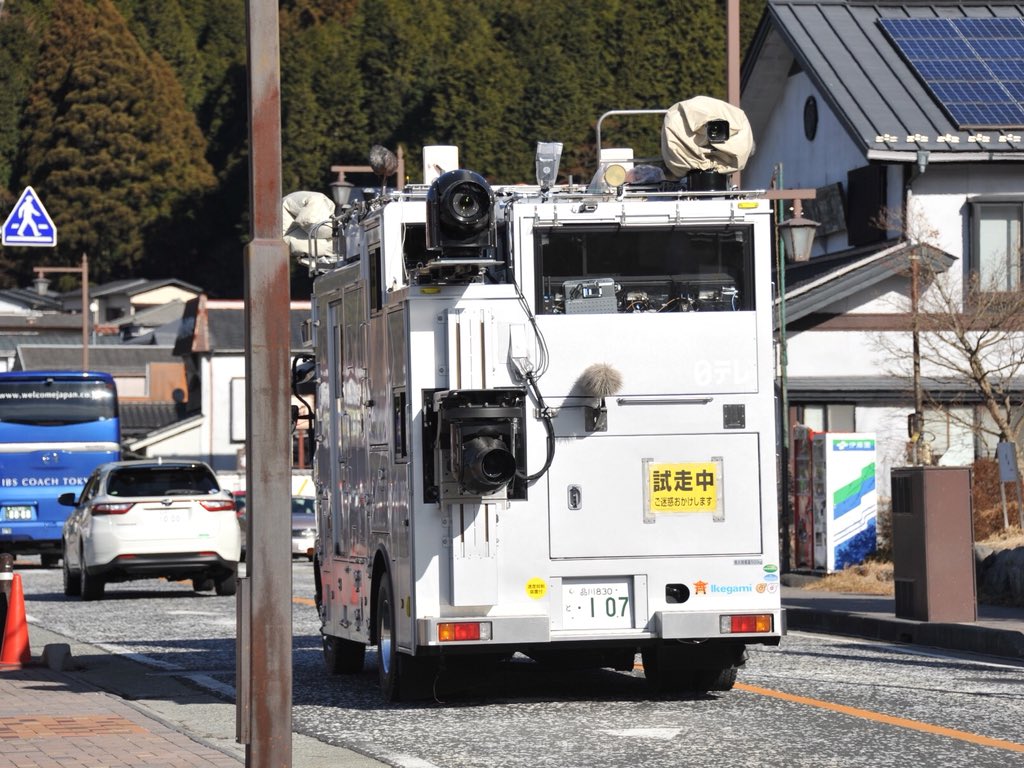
[873,207,1024,527]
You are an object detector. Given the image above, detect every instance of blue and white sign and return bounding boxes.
[2,186,57,247]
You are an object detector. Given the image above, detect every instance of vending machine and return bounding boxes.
[811,432,878,573]
[791,426,815,570]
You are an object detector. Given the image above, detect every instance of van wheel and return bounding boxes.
[375,573,435,701]
[323,634,366,674]
[641,646,693,693]
[691,665,738,692]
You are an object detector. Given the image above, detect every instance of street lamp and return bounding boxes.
[761,187,818,574]
[777,200,819,263]
[328,178,355,211]
[33,254,89,370]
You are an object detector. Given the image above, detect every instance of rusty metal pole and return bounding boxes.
[727,0,741,189]
[81,254,89,371]
[240,2,292,766]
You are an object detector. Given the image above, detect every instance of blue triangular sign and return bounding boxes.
[2,186,57,247]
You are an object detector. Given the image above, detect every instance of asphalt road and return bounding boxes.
[16,558,1024,768]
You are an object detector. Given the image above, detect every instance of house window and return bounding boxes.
[798,404,855,432]
[970,201,1023,291]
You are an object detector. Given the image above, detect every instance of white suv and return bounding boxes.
[60,460,241,601]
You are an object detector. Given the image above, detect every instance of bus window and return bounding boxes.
[0,379,118,425]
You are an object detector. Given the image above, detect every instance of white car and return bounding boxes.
[60,460,241,601]
[291,496,316,559]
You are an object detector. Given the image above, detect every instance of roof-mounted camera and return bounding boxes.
[426,170,496,255]
[422,169,500,282]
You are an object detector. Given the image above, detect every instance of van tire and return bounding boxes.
[375,572,435,701]
[323,634,366,674]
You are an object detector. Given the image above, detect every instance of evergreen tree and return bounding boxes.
[355,0,455,152]
[429,3,524,181]
[0,0,768,297]
[600,0,727,166]
[17,0,215,280]
[280,7,369,192]
[115,0,206,111]
[494,0,618,183]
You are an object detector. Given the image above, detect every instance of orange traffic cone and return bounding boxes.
[0,573,31,665]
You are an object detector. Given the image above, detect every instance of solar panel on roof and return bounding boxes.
[880,17,1024,129]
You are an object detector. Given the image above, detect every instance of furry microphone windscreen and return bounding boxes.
[577,363,623,399]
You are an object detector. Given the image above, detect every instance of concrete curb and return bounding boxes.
[786,606,1024,659]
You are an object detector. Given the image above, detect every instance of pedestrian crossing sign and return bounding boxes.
[2,186,57,247]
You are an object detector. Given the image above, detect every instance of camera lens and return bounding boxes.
[452,189,481,219]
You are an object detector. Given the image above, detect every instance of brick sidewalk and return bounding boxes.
[0,664,241,767]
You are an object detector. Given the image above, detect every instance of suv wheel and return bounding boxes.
[80,550,105,601]
[215,569,237,596]
[62,544,81,597]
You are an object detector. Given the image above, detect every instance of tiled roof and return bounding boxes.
[775,239,956,326]
[14,344,181,373]
[119,401,190,438]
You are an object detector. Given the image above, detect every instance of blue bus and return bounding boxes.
[0,371,120,566]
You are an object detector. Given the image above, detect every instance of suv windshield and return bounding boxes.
[107,467,221,497]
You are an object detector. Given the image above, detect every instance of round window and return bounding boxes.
[804,96,818,141]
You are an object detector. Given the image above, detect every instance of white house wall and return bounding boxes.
[745,72,864,190]
[849,406,908,499]
[743,72,877,254]
[133,423,203,458]
[203,354,246,472]
[906,163,1024,304]
[132,286,198,307]
[786,331,882,377]
[744,70,909,250]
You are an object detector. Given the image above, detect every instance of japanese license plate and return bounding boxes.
[644,458,721,516]
[160,509,188,525]
[562,577,634,630]
[3,506,33,521]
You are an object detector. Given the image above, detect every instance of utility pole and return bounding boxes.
[34,254,89,370]
[727,0,741,189]
[910,247,924,465]
[238,2,292,766]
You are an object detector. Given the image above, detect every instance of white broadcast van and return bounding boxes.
[294,97,783,701]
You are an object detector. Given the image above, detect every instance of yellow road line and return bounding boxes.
[298,624,1019,753]
[293,596,315,606]
[735,682,1024,753]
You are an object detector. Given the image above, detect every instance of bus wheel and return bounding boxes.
[323,634,365,674]
[375,573,435,701]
